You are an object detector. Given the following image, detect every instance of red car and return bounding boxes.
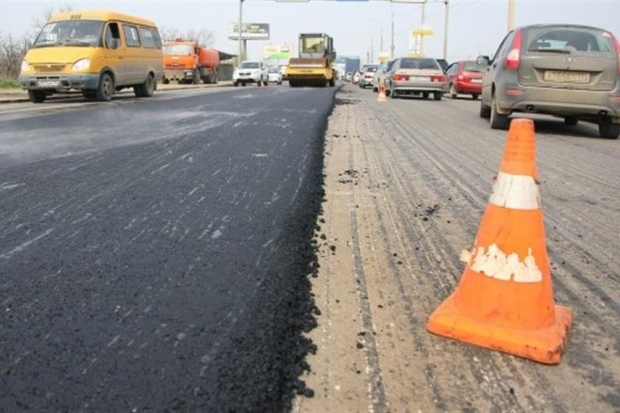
[444,60,487,99]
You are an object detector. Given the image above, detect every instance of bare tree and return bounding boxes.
[0,4,74,80]
[160,26,216,48]
[1,34,23,79]
[0,31,6,78]
[30,4,74,40]
[159,26,182,43]
[187,29,216,48]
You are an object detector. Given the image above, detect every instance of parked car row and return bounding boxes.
[363,23,620,139]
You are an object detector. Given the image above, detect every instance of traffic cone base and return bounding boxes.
[426,118,573,365]
[377,83,387,102]
[427,294,572,365]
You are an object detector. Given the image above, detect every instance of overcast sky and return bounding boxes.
[0,0,618,63]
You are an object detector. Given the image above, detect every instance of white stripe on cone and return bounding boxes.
[461,244,543,283]
[489,171,541,210]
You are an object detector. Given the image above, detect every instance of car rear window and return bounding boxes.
[365,66,378,72]
[525,27,616,54]
[463,62,487,72]
[400,58,440,70]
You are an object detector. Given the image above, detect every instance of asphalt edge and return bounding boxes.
[0,81,234,104]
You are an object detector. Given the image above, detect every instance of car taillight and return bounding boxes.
[457,74,464,80]
[505,29,523,70]
[431,75,445,82]
[613,34,620,75]
[394,74,409,81]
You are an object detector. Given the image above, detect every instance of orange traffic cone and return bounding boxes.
[426,118,572,365]
[377,82,387,102]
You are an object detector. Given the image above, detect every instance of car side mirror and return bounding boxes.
[476,55,490,66]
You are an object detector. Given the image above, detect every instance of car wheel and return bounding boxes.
[472,94,479,100]
[490,93,510,130]
[95,72,114,101]
[27,90,46,103]
[449,84,457,99]
[390,88,398,99]
[599,120,620,139]
[433,92,443,101]
[422,92,429,100]
[479,98,491,118]
[564,116,579,126]
[233,81,239,87]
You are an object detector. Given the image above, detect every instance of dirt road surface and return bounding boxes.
[294,85,620,412]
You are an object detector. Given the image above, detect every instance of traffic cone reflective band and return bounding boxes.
[377,83,387,102]
[426,118,572,365]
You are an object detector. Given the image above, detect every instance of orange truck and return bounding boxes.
[162,39,220,84]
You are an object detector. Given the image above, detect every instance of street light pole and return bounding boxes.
[507,0,515,32]
[238,0,244,63]
[443,0,449,60]
[390,11,395,59]
[420,1,426,56]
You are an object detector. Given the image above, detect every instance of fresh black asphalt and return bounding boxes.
[0,86,337,411]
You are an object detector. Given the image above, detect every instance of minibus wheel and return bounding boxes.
[82,90,96,100]
[96,73,114,101]
[135,74,156,98]
[28,90,46,103]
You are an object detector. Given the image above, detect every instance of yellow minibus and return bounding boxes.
[19,10,164,103]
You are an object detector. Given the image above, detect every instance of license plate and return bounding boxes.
[544,70,590,84]
[471,79,482,83]
[414,76,430,82]
[37,80,60,88]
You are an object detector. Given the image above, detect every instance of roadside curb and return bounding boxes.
[0,82,233,104]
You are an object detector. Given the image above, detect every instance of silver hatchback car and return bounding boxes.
[478,24,620,139]
[386,57,446,100]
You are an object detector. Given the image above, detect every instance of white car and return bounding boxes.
[268,69,283,85]
[279,65,288,81]
[233,60,269,87]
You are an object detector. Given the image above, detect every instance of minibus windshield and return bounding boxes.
[33,20,104,48]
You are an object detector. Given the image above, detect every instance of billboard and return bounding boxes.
[263,44,293,60]
[228,23,270,40]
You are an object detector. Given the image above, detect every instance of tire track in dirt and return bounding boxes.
[360,96,556,412]
[374,94,620,410]
[297,86,619,412]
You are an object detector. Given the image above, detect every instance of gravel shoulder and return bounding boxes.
[294,85,620,412]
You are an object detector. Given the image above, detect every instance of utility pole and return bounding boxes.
[420,1,426,57]
[507,0,515,31]
[443,0,449,60]
[238,0,244,63]
[380,28,384,54]
[390,11,395,59]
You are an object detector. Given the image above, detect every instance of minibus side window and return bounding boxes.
[152,29,162,50]
[105,23,121,49]
[123,25,141,48]
[139,27,156,49]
